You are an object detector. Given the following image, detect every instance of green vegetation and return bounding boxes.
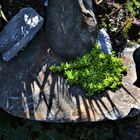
[0,110,140,140]
[125,0,140,17]
[99,0,140,41]
[121,0,140,39]
[0,110,113,140]
[50,44,126,96]
[121,17,133,39]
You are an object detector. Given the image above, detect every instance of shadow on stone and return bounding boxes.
[121,85,139,102]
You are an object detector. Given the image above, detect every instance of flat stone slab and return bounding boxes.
[0,30,140,122]
[0,7,44,61]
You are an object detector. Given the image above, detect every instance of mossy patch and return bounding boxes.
[50,44,127,97]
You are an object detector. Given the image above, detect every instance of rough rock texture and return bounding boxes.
[96,28,112,54]
[0,29,140,122]
[0,7,44,61]
[45,0,97,59]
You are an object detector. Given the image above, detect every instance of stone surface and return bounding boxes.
[0,7,44,61]
[96,28,112,54]
[45,0,97,59]
[0,28,140,122]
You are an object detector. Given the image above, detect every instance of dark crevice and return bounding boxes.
[133,47,140,88]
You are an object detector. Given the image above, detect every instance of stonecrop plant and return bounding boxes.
[50,44,127,97]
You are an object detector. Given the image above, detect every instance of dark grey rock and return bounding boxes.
[0,7,44,61]
[45,0,97,59]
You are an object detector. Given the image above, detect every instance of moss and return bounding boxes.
[50,44,127,97]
